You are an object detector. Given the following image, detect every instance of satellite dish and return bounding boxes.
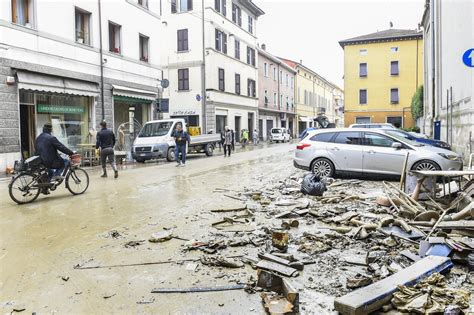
[161,79,169,88]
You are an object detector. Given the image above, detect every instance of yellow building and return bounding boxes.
[339,29,423,128]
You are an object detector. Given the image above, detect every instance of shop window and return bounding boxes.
[11,0,35,28]
[232,3,242,26]
[178,68,189,90]
[387,116,402,128]
[218,68,225,91]
[75,8,91,45]
[139,34,149,62]
[171,0,193,13]
[177,29,188,52]
[356,116,371,124]
[235,73,240,95]
[215,29,227,54]
[234,39,240,59]
[108,22,121,54]
[359,89,367,105]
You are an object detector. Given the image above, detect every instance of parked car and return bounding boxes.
[349,123,396,129]
[299,127,317,140]
[381,129,451,150]
[270,128,291,143]
[132,118,220,163]
[294,128,462,177]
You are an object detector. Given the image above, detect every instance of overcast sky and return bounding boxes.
[256,0,425,88]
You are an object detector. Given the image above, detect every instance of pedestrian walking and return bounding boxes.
[242,129,249,148]
[252,129,259,145]
[218,129,224,152]
[117,125,125,151]
[96,121,118,178]
[172,123,190,167]
[223,126,232,157]
[231,129,235,152]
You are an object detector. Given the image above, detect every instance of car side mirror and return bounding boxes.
[392,142,402,149]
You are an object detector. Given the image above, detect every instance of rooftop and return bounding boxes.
[339,28,422,48]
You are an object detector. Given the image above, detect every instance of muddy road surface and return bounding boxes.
[0,143,298,314]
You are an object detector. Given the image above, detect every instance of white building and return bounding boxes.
[161,0,264,139]
[331,85,344,128]
[421,0,474,160]
[0,0,164,172]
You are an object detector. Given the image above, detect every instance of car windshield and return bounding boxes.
[272,129,282,134]
[385,130,424,147]
[139,122,173,137]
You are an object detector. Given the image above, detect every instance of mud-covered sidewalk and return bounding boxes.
[0,143,472,314]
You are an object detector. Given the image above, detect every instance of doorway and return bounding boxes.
[266,119,274,139]
[248,112,254,140]
[258,119,263,140]
[19,104,36,159]
[216,115,227,134]
[235,116,241,142]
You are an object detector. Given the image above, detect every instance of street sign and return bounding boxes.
[161,79,170,88]
[462,48,474,67]
[196,94,201,102]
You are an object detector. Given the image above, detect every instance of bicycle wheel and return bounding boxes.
[66,168,89,195]
[8,173,41,204]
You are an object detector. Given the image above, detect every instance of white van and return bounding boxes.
[270,128,291,143]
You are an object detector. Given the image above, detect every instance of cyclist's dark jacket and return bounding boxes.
[35,128,74,169]
[96,128,116,149]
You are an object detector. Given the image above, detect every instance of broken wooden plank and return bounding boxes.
[209,205,247,212]
[437,220,474,229]
[151,284,245,293]
[256,260,299,277]
[334,256,453,315]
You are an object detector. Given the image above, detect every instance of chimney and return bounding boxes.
[300,59,303,64]
[261,43,266,50]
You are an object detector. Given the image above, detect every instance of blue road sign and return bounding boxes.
[462,48,474,67]
[196,94,201,101]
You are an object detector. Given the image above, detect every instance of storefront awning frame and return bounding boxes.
[112,85,157,101]
[16,71,99,97]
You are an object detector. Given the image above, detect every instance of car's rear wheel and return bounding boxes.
[411,160,441,171]
[311,158,334,177]
[135,158,145,163]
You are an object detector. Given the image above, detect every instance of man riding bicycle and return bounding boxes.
[35,122,74,182]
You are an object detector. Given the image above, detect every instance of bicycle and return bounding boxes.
[8,154,89,204]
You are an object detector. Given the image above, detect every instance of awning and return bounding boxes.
[17,70,99,97]
[112,85,157,101]
[299,116,313,123]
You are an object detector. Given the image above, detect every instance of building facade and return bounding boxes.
[257,45,296,140]
[280,58,338,134]
[339,29,423,128]
[0,0,164,172]
[331,85,345,128]
[421,0,473,160]
[161,0,264,141]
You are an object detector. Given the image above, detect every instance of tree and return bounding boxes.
[411,85,424,120]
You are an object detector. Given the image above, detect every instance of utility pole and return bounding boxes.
[201,0,207,132]
[98,0,105,121]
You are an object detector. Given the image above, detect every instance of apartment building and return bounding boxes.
[421,0,473,159]
[257,44,296,140]
[161,0,264,140]
[280,58,337,134]
[0,0,164,172]
[339,29,423,128]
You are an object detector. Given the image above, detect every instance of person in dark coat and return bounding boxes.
[35,122,74,180]
[96,121,118,178]
[171,123,190,167]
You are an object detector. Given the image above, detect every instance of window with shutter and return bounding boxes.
[223,33,227,54]
[359,89,367,105]
[218,68,225,91]
[171,0,177,12]
[177,29,188,51]
[235,74,240,95]
[178,69,189,91]
[390,88,399,103]
[359,63,367,77]
[391,61,399,75]
[234,40,240,59]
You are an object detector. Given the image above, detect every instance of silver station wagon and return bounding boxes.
[294,128,463,177]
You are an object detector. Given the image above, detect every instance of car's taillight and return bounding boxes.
[297,143,311,150]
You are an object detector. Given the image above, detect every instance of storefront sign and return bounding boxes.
[171,110,197,116]
[37,104,84,114]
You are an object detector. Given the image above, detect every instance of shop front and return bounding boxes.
[112,85,156,154]
[16,71,98,159]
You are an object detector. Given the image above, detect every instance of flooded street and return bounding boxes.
[0,144,297,314]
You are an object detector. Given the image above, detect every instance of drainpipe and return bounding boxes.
[430,0,436,129]
[98,0,105,121]
[201,0,207,132]
[277,63,280,127]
